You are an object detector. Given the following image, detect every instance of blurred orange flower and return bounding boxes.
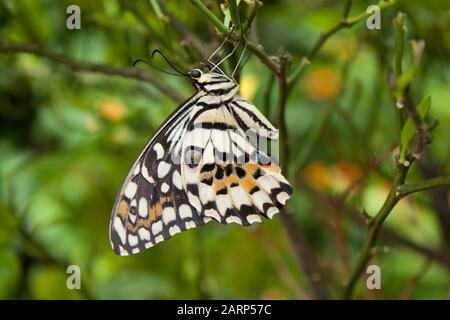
[303,160,362,192]
[303,161,332,190]
[335,160,362,186]
[447,190,450,209]
[305,67,341,101]
[99,98,127,122]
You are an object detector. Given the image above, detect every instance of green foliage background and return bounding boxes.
[0,0,449,299]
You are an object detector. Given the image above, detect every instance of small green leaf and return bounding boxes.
[399,96,431,162]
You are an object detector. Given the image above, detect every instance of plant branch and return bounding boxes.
[343,160,410,299]
[0,38,185,102]
[190,0,281,75]
[393,12,407,142]
[397,176,450,198]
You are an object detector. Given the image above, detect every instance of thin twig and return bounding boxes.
[397,176,450,198]
[339,143,398,202]
[0,38,185,102]
[278,210,329,299]
[398,259,431,300]
[255,230,310,299]
[287,0,396,90]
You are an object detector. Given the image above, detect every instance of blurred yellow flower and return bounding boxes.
[331,36,358,61]
[240,73,259,100]
[99,98,127,122]
[305,67,341,101]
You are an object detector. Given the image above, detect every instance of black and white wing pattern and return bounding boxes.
[110,69,292,256]
[109,91,210,256]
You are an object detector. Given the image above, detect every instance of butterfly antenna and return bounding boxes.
[206,25,236,62]
[232,38,248,78]
[133,58,186,77]
[210,40,240,73]
[151,49,189,76]
[201,59,226,75]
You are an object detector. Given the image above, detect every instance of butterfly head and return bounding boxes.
[188,69,239,96]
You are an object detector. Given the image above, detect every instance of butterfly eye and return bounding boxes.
[190,69,202,78]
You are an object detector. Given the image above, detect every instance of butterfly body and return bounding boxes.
[110,69,292,256]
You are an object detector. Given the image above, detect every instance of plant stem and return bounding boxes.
[190,0,229,34]
[397,176,450,198]
[393,12,407,146]
[343,160,410,299]
[228,0,242,31]
[190,0,281,75]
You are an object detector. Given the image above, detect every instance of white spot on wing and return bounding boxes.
[124,182,137,199]
[113,217,126,244]
[267,206,279,219]
[162,207,176,225]
[144,242,153,249]
[172,170,183,190]
[188,193,202,213]
[230,185,251,209]
[204,208,221,222]
[185,221,196,229]
[277,192,290,205]
[119,245,129,256]
[199,183,215,205]
[128,234,138,246]
[138,228,151,241]
[153,143,165,160]
[216,194,233,216]
[179,204,192,219]
[138,197,148,217]
[151,220,163,235]
[257,175,278,194]
[161,182,170,193]
[247,214,262,224]
[169,225,181,236]
[157,161,171,178]
[250,190,272,213]
[154,235,164,243]
[226,216,242,225]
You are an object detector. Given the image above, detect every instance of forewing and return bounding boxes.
[109,92,212,256]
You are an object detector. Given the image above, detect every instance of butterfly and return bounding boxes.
[109,65,293,256]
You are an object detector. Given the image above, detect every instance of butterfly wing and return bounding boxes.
[109,92,212,256]
[110,91,292,256]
